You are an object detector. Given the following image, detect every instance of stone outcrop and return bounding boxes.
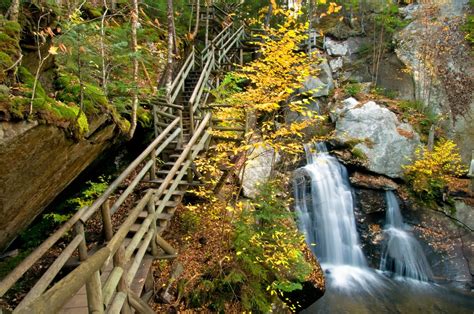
[334,98,421,178]
[300,59,334,98]
[241,144,278,199]
[395,1,474,164]
[0,117,117,251]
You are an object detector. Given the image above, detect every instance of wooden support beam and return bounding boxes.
[128,290,155,314]
[155,235,177,256]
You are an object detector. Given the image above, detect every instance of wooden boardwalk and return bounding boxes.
[0,4,247,313]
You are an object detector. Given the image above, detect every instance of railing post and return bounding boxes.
[113,245,132,314]
[75,222,104,314]
[189,101,195,137]
[147,196,159,257]
[178,109,184,148]
[151,148,157,180]
[101,199,114,241]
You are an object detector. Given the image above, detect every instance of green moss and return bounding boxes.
[137,107,152,128]
[3,20,21,38]
[56,73,108,115]
[0,51,13,69]
[351,147,368,160]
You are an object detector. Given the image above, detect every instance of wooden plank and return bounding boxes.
[125,216,152,260]
[126,232,153,285]
[130,255,154,297]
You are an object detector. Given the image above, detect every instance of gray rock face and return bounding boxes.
[0,119,116,251]
[241,145,277,199]
[395,2,474,164]
[334,98,421,178]
[329,57,343,73]
[300,60,334,97]
[324,37,364,57]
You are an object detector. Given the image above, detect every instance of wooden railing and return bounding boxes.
[1,7,246,312]
[1,112,212,313]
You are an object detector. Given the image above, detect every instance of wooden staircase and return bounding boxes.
[0,4,246,314]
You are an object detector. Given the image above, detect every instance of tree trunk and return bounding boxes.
[128,0,139,139]
[7,0,20,22]
[190,0,200,41]
[100,0,109,94]
[166,0,175,105]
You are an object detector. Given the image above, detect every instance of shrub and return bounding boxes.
[344,83,361,96]
[403,140,467,202]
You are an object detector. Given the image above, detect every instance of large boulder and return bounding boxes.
[334,98,421,178]
[241,144,278,199]
[324,37,365,57]
[300,59,334,97]
[0,117,117,251]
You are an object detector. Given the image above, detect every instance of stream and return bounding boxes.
[293,143,474,313]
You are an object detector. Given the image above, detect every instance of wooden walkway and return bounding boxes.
[0,4,247,313]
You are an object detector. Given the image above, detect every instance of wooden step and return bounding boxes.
[130,255,154,297]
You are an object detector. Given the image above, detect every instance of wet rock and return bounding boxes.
[349,172,398,190]
[334,98,421,178]
[354,189,387,214]
[384,197,474,289]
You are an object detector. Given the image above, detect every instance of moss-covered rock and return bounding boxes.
[0,16,21,85]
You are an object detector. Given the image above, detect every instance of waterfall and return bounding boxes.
[293,143,390,293]
[295,143,366,267]
[380,191,433,282]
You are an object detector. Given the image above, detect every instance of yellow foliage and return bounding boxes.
[403,140,467,200]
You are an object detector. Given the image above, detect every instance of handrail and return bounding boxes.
[15,247,111,314]
[170,48,195,104]
[189,51,214,109]
[218,25,244,64]
[202,22,233,55]
[0,205,89,296]
[81,117,180,222]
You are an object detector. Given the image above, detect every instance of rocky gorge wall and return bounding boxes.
[0,116,117,251]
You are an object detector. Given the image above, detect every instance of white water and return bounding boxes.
[380,191,433,282]
[294,144,474,312]
[294,143,384,291]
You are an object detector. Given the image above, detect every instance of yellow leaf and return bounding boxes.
[48,46,59,55]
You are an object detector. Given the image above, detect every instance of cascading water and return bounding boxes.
[294,143,381,290]
[380,191,433,282]
[293,144,474,313]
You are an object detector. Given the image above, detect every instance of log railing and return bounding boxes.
[1,6,245,311]
[2,112,212,313]
[0,118,182,311]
